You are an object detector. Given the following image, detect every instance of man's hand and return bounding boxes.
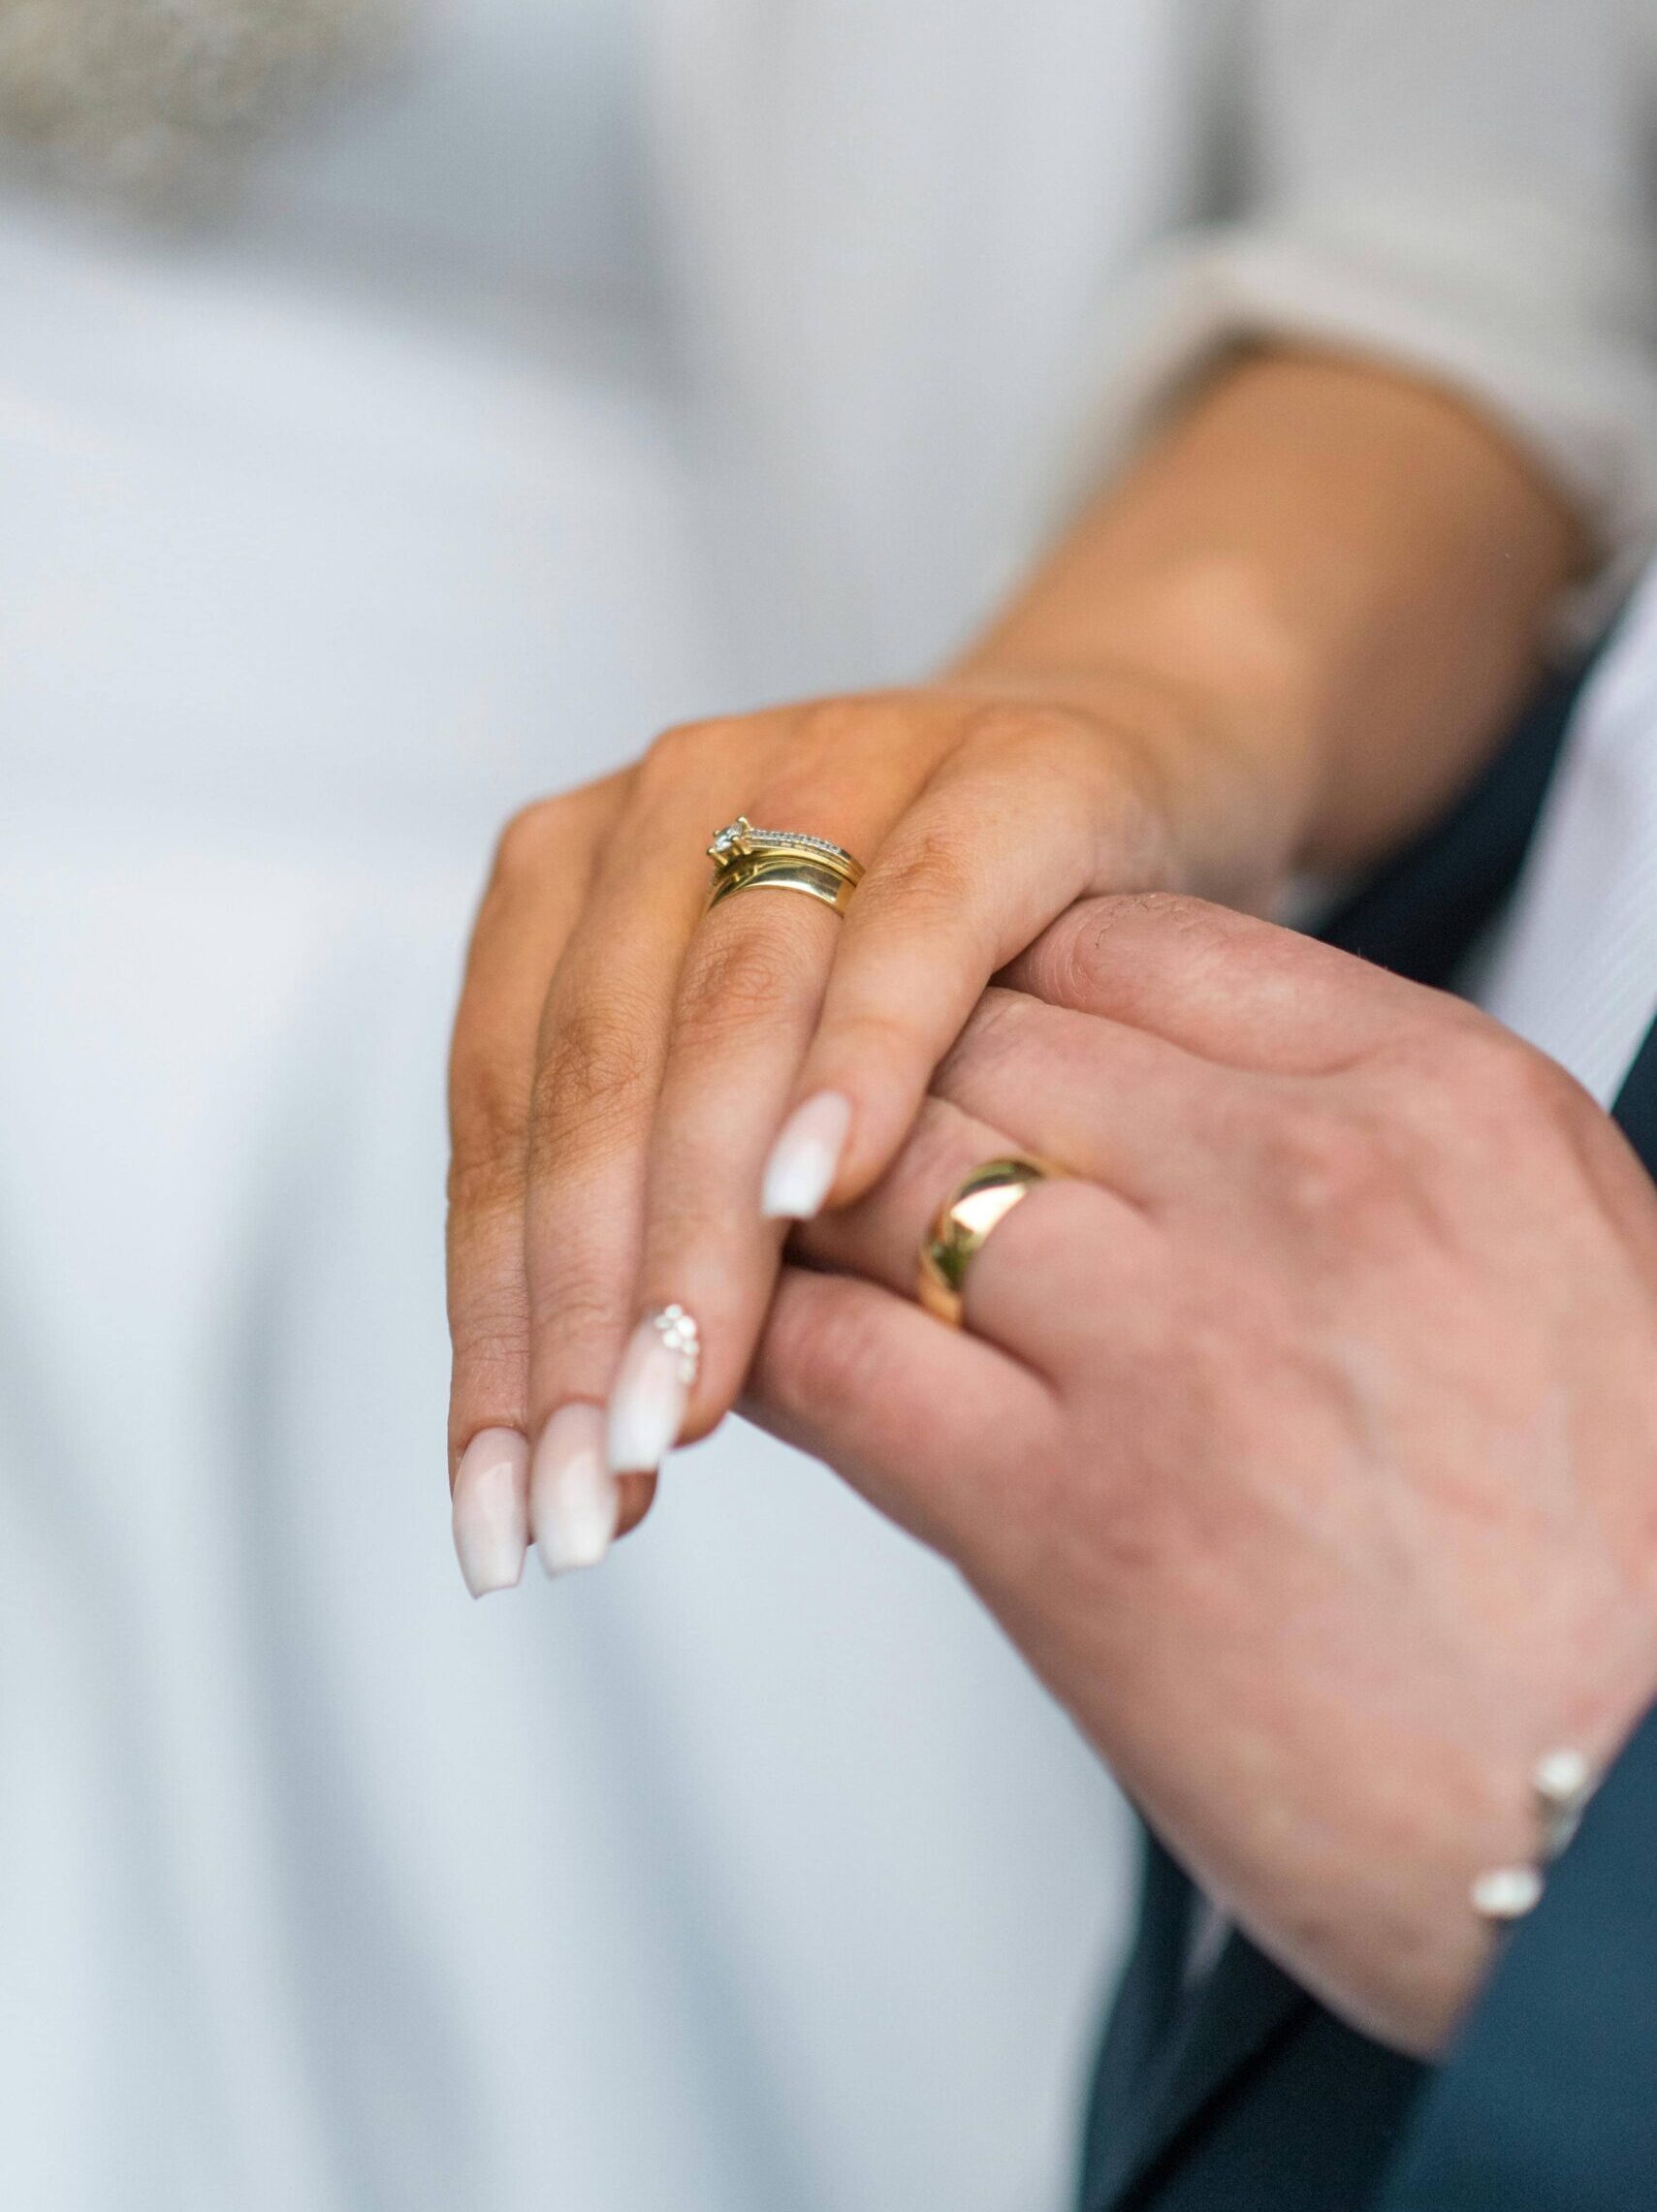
[747,895,1657,2053]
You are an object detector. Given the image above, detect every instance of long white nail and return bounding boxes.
[607,1306,700,1474]
[762,1091,851,1220]
[452,1428,529,1597]
[532,1404,620,1577]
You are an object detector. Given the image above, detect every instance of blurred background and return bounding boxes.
[0,4,1241,2206]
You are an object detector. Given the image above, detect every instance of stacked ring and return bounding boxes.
[706,817,865,915]
[917,1156,1054,1328]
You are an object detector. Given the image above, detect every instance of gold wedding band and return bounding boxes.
[917,1156,1053,1328]
[706,817,865,916]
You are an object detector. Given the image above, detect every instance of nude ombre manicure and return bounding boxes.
[607,1306,700,1474]
[761,1090,851,1220]
[452,1428,529,1597]
[532,1403,620,1576]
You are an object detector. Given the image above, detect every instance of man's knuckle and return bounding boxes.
[1473,1026,1581,1126]
[1264,1095,1390,1221]
[1399,1018,1582,1152]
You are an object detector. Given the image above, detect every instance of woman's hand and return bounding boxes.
[444,349,1576,1596]
[445,676,1276,1594]
[749,895,1657,2052]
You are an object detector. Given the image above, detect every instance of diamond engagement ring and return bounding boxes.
[705,818,865,915]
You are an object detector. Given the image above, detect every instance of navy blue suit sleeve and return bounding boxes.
[1383,1703,1657,2210]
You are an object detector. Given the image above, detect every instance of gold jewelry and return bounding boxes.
[917,1156,1053,1328]
[706,818,864,916]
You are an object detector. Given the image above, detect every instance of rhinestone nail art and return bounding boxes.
[651,1303,701,1384]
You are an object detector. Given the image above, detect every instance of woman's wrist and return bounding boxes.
[956,346,1581,892]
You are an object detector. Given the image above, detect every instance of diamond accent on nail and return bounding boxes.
[708,817,855,867]
[651,1303,701,1384]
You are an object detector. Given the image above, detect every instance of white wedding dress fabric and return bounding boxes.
[0,4,1210,2208]
[12,5,1654,2207]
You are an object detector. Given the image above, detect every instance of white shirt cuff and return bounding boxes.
[1040,213,1657,644]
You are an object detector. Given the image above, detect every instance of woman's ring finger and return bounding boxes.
[705,817,866,917]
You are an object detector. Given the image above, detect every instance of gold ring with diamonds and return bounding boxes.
[917,1156,1054,1328]
[706,818,865,915]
